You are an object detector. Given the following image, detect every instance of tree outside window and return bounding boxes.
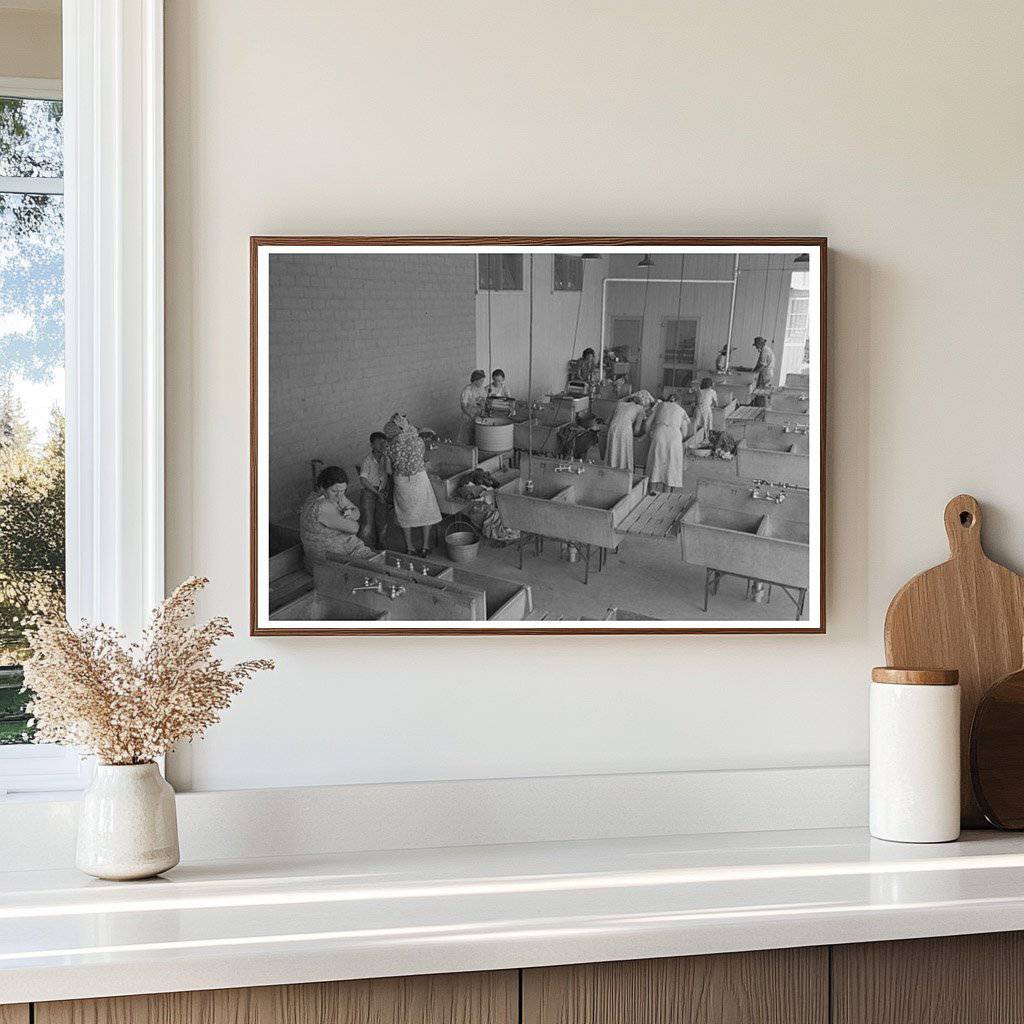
[0,93,65,744]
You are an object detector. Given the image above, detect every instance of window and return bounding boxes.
[552,254,583,292]
[0,87,65,748]
[0,82,80,798]
[661,317,697,390]
[478,254,523,291]
[781,283,811,381]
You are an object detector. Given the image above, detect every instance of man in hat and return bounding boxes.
[459,369,489,443]
[739,337,776,406]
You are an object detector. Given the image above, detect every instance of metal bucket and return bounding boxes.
[445,521,480,563]
[473,416,514,454]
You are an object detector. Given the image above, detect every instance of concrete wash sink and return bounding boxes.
[680,501,809,589]
[513,416,570,455]
[736,427,810,488]
[495,456,647,550]
[764,394,810,429]
[304,553,532,621]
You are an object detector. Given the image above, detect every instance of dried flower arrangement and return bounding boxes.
[22,577,273,765]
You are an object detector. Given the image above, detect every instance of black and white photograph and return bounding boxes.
[252,238,825,634]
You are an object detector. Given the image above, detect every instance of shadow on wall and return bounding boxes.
[827,248,870,638]
[267,253,477,520]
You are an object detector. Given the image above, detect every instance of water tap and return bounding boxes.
[351,577,383,595]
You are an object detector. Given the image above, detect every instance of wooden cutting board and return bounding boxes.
[884,494,1024,826]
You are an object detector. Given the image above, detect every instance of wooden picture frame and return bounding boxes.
[251,236,827,635]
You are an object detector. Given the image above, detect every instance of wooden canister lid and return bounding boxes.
[871,667,960,686]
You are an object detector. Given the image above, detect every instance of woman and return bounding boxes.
[383,413,442,556]
[459,370,489,444]
[298,466,375,569]
[691,377,718,446]
[605,394,646,473]
[645,395,689,495]
[575,347,599,384]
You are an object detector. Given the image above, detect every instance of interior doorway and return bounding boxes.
[610,316,643,390]
[653,317,699,396]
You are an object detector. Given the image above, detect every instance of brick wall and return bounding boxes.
[268,253,476,520]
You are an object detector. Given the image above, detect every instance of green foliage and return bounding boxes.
[0,387,65,676]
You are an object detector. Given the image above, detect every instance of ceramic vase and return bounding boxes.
[76,762,180,880]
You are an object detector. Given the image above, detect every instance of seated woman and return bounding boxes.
[298,465,375,569]
[383,413,442,557]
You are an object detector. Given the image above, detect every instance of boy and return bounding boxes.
[358,431,390,549]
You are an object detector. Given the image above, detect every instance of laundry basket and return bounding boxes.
[444,519,480,563]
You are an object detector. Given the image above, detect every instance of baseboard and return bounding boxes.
[0,764,867,871]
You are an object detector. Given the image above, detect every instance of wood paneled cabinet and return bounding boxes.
[523,948,827,1024]
[34,972,517,1024]
[19,932,1024,1024]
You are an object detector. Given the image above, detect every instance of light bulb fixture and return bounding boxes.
[637,254,654,268]
[794,253,809,263]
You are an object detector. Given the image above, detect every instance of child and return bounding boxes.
[358,431,390,549]
[692,377,718,445]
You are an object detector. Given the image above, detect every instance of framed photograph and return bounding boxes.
[251,237,826,635]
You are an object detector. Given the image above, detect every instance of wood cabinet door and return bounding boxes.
[36,970,517,1024]
[523,949,828,1024]
[0,1007,29,1024]
[833,932,1024,1024]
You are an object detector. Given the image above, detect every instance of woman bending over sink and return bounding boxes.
[645,395,689,495]
[383,413,442,557]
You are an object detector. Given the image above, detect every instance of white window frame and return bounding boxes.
[0,1,164,800]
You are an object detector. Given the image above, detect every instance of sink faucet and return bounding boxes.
[751,480,789,504]
[351,577,383,594]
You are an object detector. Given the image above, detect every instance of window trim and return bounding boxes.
[0,77,62,101]
[0,77,64,194]
[0,1,165,800]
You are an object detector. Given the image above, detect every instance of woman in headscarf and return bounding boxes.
[298,466,376,569]
[605,394,647,474]
[383,413,442,556]
[644,395,690,495]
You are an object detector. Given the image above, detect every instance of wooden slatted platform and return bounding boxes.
[268,569,313,613]
[727,404,764,423]
[617,492,694,539]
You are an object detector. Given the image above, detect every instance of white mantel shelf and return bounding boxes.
[4,827,1024,1004]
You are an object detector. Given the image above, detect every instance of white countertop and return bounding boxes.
[5,826,1024,1004]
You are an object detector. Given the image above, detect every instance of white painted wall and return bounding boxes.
[164,1,1024,792]
[0,3,61,80]
[474,254,610,400]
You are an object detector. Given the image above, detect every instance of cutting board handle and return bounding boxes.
[944,494,983,559]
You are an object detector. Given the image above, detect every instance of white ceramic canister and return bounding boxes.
[870,667,960,843]
[76,762,180,880]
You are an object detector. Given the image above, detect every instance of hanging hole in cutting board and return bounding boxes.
[960,510,974,527]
